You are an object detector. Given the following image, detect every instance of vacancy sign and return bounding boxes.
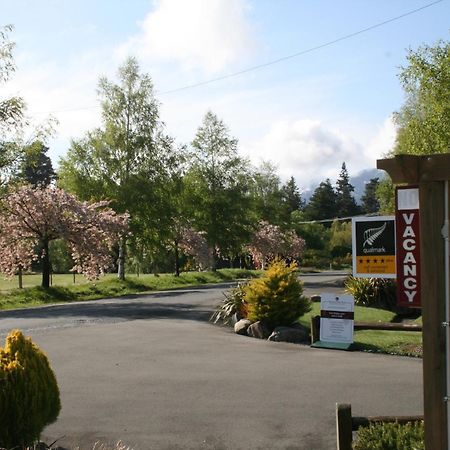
[352,216,396,278]
[395,186,421,308]
[319,294,354,344]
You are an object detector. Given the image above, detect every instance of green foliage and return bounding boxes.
[394,38,450,156]
[210,282,248,324]
[291,212,330,250]
[0,330,61,449]
[361,177,380,214]
[353,421,424,450]
[376,177,395,214]
[243,259,311,328]
[345,276,397,311]
[304,178,338,222]
[335,162,360,217]
[18,140,56,187]
[329,220,352,257]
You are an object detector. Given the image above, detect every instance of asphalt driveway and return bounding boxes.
[0,277,422,450]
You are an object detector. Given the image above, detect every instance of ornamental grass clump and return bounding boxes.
[345,276,397,311]
[243,259,310,328]
[0,330,61,449]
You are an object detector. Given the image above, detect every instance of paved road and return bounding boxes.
[0,275,422,450]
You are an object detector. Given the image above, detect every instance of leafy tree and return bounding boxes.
[360,177,380,214]
[0,185,128,288]
[247,220,305,269]
[394,38,450,155]
[376,177,395,214]
[58,57,180,279]
[0,25,26,186]
[304,178,338,222]
[17,141,56,187]
[335,162,360,217]
[250,161,285,226]
[291,210,330,250]
[329,220,352,257]
[185,111,253,268]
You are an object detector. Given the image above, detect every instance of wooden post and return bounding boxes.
[336,403,353,450]
[378,154,450,450]
[310,315,320,344]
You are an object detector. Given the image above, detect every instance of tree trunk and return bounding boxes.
[117,237,126,281]
[42,239,51,288]
[18,266,23,289]
[174,241,180,277]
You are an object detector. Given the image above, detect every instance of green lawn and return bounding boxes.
[299,302,422,357]
[0,269,262,311]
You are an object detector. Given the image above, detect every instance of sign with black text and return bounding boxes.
[352,216,396,278]
[320,294,354,344]
[395,186,421,308]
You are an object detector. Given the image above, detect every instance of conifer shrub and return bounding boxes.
[243,259,311,328]
[0,330,61,449]
[352,421,424,450]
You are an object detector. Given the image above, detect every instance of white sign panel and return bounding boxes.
[320,294,355,344]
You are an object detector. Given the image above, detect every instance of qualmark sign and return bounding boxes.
[352,216,396,278]
[395,186,421,308]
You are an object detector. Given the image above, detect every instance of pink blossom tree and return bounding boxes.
[178,227,213,271]
[0,185,129,288]
[247,221,305,269]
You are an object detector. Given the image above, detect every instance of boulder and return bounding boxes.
[247,321,272,339]
[268,325,309,343]
[234,319,252,335]
[310,295,321,303]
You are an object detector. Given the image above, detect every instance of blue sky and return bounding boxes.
[2,0,449,190]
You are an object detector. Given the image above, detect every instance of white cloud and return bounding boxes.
[240,117,398,191]
[117,0,254,75]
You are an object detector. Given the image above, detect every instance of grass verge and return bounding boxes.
[298,302,422,357]
[0,269,262,311]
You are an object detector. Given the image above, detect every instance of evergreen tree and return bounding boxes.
[361,177,380,214]
[304,179,338,222]
[281,176,304,223]
[335,162,360,217]
[18,141,56,187]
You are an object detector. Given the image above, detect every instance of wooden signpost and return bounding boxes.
[377,154,450,450]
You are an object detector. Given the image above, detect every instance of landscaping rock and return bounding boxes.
[310,295,321,303]
[268,326,309,344]
[234,319,252,335]
[247,321,272,339]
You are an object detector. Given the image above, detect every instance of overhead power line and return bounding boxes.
[160,0,444,95]
[30,0,443,115]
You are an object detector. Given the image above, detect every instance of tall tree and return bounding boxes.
[280,176,304,224]
[360,177,380,214]
[394,39,450,155]
[185,111,253,268]
[250,161,285,226]
[0,25,26,187]
[304,179,338,222]
[0,185,128,288]
[18,141,56,187]
[335,162,360,217]
[58,57,180,279]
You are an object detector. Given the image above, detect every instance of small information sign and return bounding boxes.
[352,216,396,278]
[319,294,354,345]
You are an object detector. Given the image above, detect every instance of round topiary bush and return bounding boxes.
[243,258,311,328]
[0,329,61,449]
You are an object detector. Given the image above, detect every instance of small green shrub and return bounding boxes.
[243,259,311,328]
[345,276,397,311]
[353,421,424,450]
[210,282,248,324]
[0,330,61,449]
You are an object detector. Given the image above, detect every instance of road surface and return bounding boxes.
[0,274,422,450]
